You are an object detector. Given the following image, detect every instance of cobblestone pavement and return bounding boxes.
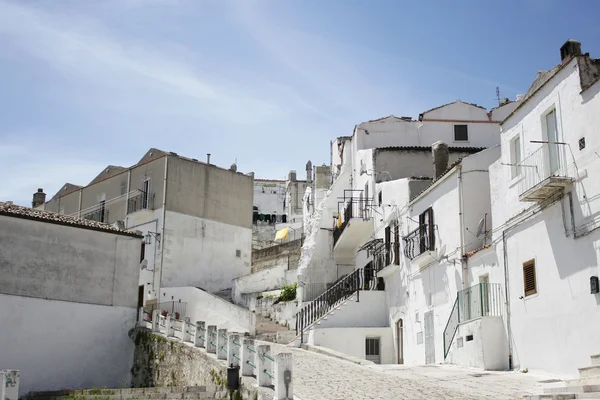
[259,342,548,400]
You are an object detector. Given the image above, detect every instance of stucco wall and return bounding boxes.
[0,294,136,397]
[251,238,303,273]
[166,157,253,229]
[316,291,388,328]
[0,215,141,308]
[374,149,474,181]
[161,287,256,334]
[161,210,251,292]
[308,327,394,364]
[253,181,286,215]
[233,265,296,304]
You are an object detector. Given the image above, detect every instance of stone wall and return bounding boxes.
[251,238,303,273]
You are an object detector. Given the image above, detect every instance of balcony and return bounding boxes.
[84,208,108,223]
[403,223,435,266]
[332,198,374,263]
[518,143,574,202]
[127,192,155,214]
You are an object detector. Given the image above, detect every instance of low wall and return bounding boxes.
[316,291,389,328]
[307,327,394,364]
[447,316,509,370]
[161,287,256,335]
[251,239,302,273]
[232,265,296,305]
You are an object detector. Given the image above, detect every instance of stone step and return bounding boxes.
[525,394,600,400]
[591,354,600,366]
[568,377,600,387]
[580,366,600,378]
[545,386,600,395]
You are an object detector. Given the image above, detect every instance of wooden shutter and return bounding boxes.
[394,223,400,265]
[523,259,537,296]
[385,226,391,265]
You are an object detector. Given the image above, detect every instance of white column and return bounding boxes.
[241,338,256,377]
[195,321,206,348]
[217,328,228,360]
[1,370,19,400]
[256,344,273,388]
[0,371,5,400]
[274,353,293,400]
[207,326,217,354]
[152,310,160,333]
[137,307,144,326]
[227,333,241,367]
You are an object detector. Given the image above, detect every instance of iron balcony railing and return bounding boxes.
[333,198,373,246]
[443,283,504,358]
[127,192,155,214]
[143,301,187,320]
[517,143,571,197]
[403,224,434,260]
[83,208,108,223]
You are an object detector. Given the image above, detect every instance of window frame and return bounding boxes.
[418,207,435,253]
[523,259,537,297]
[453,124,469,142]
[510,135,522,180]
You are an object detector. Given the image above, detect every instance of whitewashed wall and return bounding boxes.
[491,57,600,377]
[161,211,252,293]
[232,265,296,305]
[161,287,256,334]
[253,181,286,215]
[0,294,135,397]
[315,291,388,328]
[308,327,394,364]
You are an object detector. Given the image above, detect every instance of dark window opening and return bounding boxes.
[579,137,586,150]
[378,191,383,206]
[454,125,468,141]
[466,334,474,342]
[393,223,400,265]
[140,241,146,263]
[419,207,435,253]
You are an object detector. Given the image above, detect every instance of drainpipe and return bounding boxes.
[502,229,513,370]
[158,156,169,300]
[457,165,468,288]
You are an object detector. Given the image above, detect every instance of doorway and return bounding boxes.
[545,109,560,175]
[424,310,435,364]
[479,275,490,316]
[137,285,144,310]
[396,318,404,364]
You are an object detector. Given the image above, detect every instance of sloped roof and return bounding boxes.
[0,202,141,238]
[88,165,127,185]
[50,183,83,201]
[420,100,486,116]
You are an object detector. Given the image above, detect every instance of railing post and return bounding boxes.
[217,328,228,360]
[195,321,206,348]
[165,313,174,337]
[257,344,272,388]
[0,370,19,400]
[228,333,241,367]
[274,353,293,400]
[207,325,217,354]
[152,310,160,333]
[241,338,256,377]
[183,317,192,342]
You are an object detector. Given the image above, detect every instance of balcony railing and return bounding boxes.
[443,283,504,358]
[517,143,573,200]
[83,208,108,223]
[143,301,187,320]
[333,198,373,246]
[127,192,155,214]
[403,224,434,260]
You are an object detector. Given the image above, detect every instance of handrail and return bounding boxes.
[517,143,572,197]
[403,224,434,259]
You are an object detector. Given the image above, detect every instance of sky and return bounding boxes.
[1,0,600,206]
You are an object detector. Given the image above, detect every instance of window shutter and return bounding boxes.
[394,223,400,265]
[523,260,537,296]
[427,208,434,251]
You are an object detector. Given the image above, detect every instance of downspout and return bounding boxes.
[457,165,468,287]
[158,156,169,300]
[77,188,83,218]
[502,229,513,370]
[125,169,131,216]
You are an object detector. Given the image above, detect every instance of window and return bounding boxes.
[393,223,400,265]
[365,337,381,364]
[466,334,474,342]
[454,125,468,141]
[579,137,586,150]
[378,191,383,207]
[236,249,242,258]
[142,179,151,209]
[510,135,521,179]
[523,259,537,296]
[140,241,146,263]
[419,207,434,253]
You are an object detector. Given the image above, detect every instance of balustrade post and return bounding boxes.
[195,321,206,348]
[183,317,192,342]
[228,333,241,367]
[0,370,19,400]
[274,353,293,400]
[207,325,217,354]
[241,338,256,377]
[256,344,272,388]
[165,313,175,337]
[152,310,160,333]
[217,328,228,360]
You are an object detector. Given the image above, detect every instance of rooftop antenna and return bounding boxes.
[496,86,501,106]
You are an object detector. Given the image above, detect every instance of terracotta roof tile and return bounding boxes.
[465,244,492,258]
[0,202,141,238]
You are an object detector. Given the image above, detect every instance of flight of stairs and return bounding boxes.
[26,386,228,400]
[253,314,295,343]
[525,354,600,400]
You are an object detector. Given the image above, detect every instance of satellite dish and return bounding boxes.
[140,259,148,270]
[359,163,368,176]
[475,217,485,238]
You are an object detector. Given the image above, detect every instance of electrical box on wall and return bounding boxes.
[591,276,599,294]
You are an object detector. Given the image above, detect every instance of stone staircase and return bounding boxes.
[26,386,228,400]
[254,314,295,343]
[525,354,600,400]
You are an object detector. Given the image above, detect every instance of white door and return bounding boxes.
[479,275,490,316]
[424,311,435,364]
[546,110,560,175]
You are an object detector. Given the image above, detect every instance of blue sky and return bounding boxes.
[1,0,599,206]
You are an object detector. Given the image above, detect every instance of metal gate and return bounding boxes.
[424,310,435,364]
[365,337,381,364]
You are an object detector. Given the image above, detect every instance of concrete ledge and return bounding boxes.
[300,343,374,365]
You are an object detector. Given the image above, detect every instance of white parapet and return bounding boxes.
[217,328,228,360]
[207,325,217,354]
[152,310,161,333]
[241,338,256,377]
[195,321,206,348]
[1,370,19,400]
[256,344,273,388]
[228,333,241,367]
[274,352,293,400]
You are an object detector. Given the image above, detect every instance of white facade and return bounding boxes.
[490,50,600,377]
[253,180,286,216]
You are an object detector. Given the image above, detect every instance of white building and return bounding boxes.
[295,100,519,363]
[0,202,142,396]
[38,148,254,306]
[489,39,600,377]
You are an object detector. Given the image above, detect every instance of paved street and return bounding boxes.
[260,342,549,400]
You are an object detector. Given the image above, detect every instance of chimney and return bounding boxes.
[206,153,211,164]
[432,141,449,180]
[32,188,46,208]
[306,160,313,184]
[560,39,582,63]
[248,172,255,179]
[288,170,297,182]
